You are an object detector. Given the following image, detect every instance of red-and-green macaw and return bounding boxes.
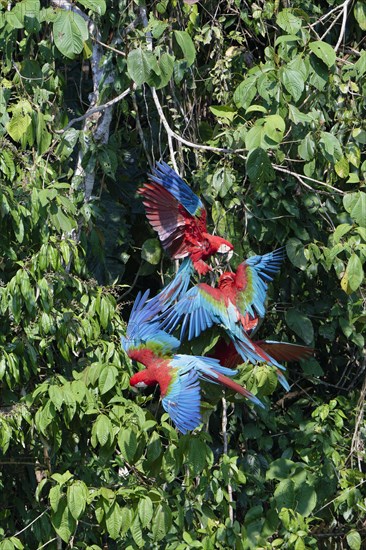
[163,248,292,390]
[121,289,264,434]
[139,161,233,275]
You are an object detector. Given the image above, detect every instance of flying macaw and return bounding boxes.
[210,337,314,371]
[210,310,314,370]
[139,161,233,275]
[121,289,264,434]
[162,248,292,390]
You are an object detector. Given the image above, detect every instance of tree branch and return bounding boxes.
[334,0,352,53]
[58,85,135,133]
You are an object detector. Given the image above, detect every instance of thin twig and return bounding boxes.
[132,92,153,169]
[151,88,179,173]
[37,538,58,550]
[309,1,347,28]
[92,36,126,56]
[57,85,135,133]
[222,396,234,523]
[272,164,346,195]
[13,508,49,537]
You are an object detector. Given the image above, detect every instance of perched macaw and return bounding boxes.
[139,161,233,275]
[121,290,264,434]
[162,248,292,390]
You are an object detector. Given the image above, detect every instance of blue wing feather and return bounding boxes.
[162,369,201,434]
[149,161,203,217]
[122,289,180,354]
[239,247,285,319]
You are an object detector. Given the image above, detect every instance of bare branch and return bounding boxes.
[271,164,346,195]
[13,508,49,537]
[59,86,135,133]
[334,0,352,53]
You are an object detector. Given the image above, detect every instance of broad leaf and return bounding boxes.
[309,41,336,68]
[174,30,196,66]
[285,309,314,344]
[246,148,275,184]
[53,10,88,59]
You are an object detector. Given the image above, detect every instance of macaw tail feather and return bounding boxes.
[209,371,265,409]
[276,369,291,392]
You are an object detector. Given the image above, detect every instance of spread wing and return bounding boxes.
[121,290,180,355]
[162,368,201,434]
[235,248,285,319]
[255,341,314,362]
[139,162,207,259]
[163,353,264,433]
[150,161,204,216]
[163,283,227,341]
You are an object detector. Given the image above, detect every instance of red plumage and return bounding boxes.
[210,337,314,370]
[139,181,233,275]
[129,348,173,397]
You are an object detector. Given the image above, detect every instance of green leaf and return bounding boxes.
[276,9,303,33]
[105,502,123,540]
[67,481,87,520]
[98,365,117,394]
[141,238,162,265]
[155,52,174,89]
[233,76,257,110]
[298,134,315,161]
[246,148,275,184]
[266,458,296,480]
[174,30,196,66]
[354,1,366,30]
[77,0,106,15]
[118,427,137,462]
[152,504,172,541]
[295,482,317,516]
[286,238,307,269]
[347,530,362,550]
[335,156,350,178]
[343,192,366,227]
[94,414,113,447]
[212,167,235,197]
[285,309,314,345]
[345,254,364,292]
[209,105,237,123]
[53,10,88,59]
[274,479,295,510]
[263,114,285,145]
[281,68,304,101]
[138,496,153,528]
[319,132,342,162]
[51,497,76,543]
[6,113,31,142]
[188,438,207,476]
[130,516,144,548]
[309,41,336,68]
[333,224,352,244]
[288,105,312,125]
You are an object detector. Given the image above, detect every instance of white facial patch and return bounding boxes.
[135,381,148,388]
[217,244,232,254]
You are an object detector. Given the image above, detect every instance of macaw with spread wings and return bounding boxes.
[139,161,233,276]
[121,289,264,434]
[162,248,293,390]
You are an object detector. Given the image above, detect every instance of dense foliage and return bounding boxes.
[0,0,365,548]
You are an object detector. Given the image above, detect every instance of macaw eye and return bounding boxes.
[217,244,232,254]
